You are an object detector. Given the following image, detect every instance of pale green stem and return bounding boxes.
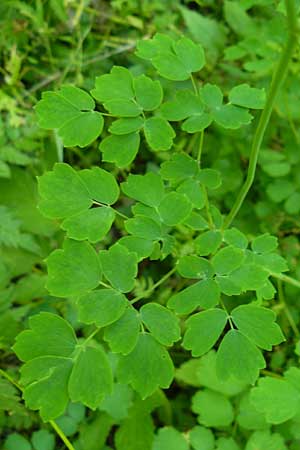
[223,0,298,229]
[272,272,300,289]
[130,267,177,305]
[197,130,204,165]
[277,279,300,337]
[190,74,198,95]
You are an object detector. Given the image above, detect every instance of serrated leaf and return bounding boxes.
[144,117,175,151]
[109,117,144,135]
[177,255,214,279]
[158,192,192,226]
[117,333,174,398]
[212,246,244,275]
[183,309,227,356]
[168,279,220,314]
[99,132,140,168]
[195,230,222,256]
[61,207,115,243]
[68,346,113,409]
[35,85,103,147]
[77,288,127,327]
[140,303,181,346]
[250,377,300,424]
[216,330,265,384]
[99,244,138,293]
[104,307,140,355]
[152,427,189,450]
[192,389,234,427]
[134,75,163,111]
[231,304,285,350]
[229,84,266,109]
[46,240,102,297]
[122,172,165,207]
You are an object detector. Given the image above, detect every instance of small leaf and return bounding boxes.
[46,240,101,297]
[213,104,252,129]
[177,178,205,209]
[125,215,163,241]
[35,85,103,147]
[250,377,300,424]
[177,255,214,279]
[158,192,192,226]
[118,236,154,261]
[216,330,265,384]
[195,230,222,256]
[197,169,222,189]
[200,84,223,109]
[229,84,266,109]
[251,234,278,254]
[31,430,55,450]
[104,307,140,355]
[144,117,175,151]
[189,426,215,450]
[160,153,198,180]
[77,288,127,327]
[99,244,138,293]
[79,166,120,205]
[99,132,140,168]
[91,66,134,103]
[117,333,174,398]
[223,228,248,250]
[212,246,245,275]
[183,309,227,357]
[140,303,181,346]
[152,427,189,450]
[168,279,220,314]
[122,172,165,207]
[245,430,287,450]
[61,207,115,243]
[192,389,234,427]
[109,117,144,135]
[68,346,113,409]
[161,90,203,121]
[134,75,163,111]
[231,304,285,350]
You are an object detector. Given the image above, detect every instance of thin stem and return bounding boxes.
[197,130,204,165]
[272,272,300,289]
[92,201,129,220]
[130,267,177,305]
[190,74,198,95]
[277,279,300,336]
[0,369,75,449]
[219,299,234,329]
[99,280,112,289]
[49,420,76,450]
[202,186,214,229]
[223,0,297,229]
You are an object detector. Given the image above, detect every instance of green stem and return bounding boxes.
[130,267,177,305]
[197,130,204,165]
[92,201,129,220]
[223,0,297,229]
[277,279,300,336]
[202,185,214,229]
[272,272,300,289]
[0,369,75,450]
[190,74,198,95]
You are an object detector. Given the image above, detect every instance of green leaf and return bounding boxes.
[245,430,287,450]
[213,104,252,129]
[197,169,222,189]
[173,36,205,73]
[13,312,77,361]
[91,66,134,103]
[31,430,55,450]
[38,163,91,219]
[104,307,140,355]
[122,172,165,207]
[229,262,269,291]
[79,166,120,205]
[168,279,220,314]
[201,83,223,109]
[161,90,204,121]
[195,230,222,256]
[125,215,163,241]
[236,392,268,430]
[117,333,174,398]
[77,288,127,327]
[144,117,175,151]
[216,330,265,384]
[251,234,278,254]
[118,236,154,261]
[134,75,163,111]
[160,153,198,181]
[231,304,285,350]
[46,240,102,297]
[99,132,140,168]
[176,255,214,279]
[152,427,189,450]
[68,346,113,409]
[183,309,228,356]
[158,192,192,226]
[100,383,133,421]
[4,433,32,450]
[223,228,248,249]
[99,244,138,293]
[189,426,215,450]
[212,246,245,275]
[192,389,234,427]
[35,85,103,147]
[177,179,205,209]
[62,207,115,243]
[229,84,266,109]
[109,117,144,135]
[251,376,300,424]
[140,303,181,346]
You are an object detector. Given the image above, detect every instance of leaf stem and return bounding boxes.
[197,130,204,165]
[277,279,300,337]
[190,74,198,95]
[130,267,177,305]
[0,369,75,450]
[223,0,298,229]
[272,272,300,289]
[92,201,129,220]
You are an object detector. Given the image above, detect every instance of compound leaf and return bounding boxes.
[140,303,181,346]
